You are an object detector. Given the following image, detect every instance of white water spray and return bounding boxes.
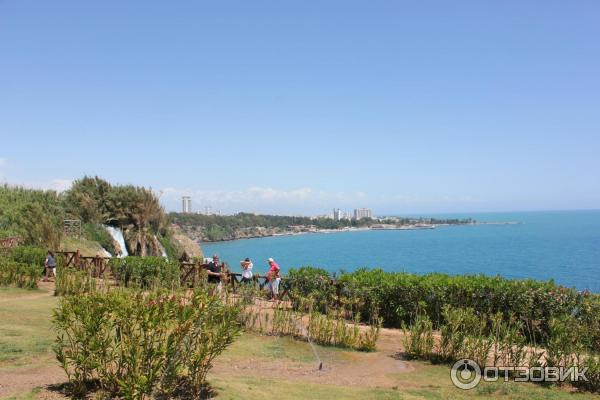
[104,225,128,258]
[157,236,168,258]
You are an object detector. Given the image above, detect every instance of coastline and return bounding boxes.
[198,221,518,244]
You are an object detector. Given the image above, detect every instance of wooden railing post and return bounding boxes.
[75,249,81,269]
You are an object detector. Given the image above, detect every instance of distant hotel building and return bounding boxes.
[353,208,373,220]
[333,208,343,221]
[182,196,192,213]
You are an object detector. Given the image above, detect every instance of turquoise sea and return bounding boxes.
[203,210,600,292]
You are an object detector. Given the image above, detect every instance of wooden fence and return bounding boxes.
[56,251,111,278]
[54,251,292,298]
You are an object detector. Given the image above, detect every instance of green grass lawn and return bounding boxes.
[0,287,598,400]
[0,288,57,369]
[0,287,43,299]
[209,373,598,400]
[220,332,347,363]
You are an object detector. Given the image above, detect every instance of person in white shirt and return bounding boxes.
[240,257,253,284]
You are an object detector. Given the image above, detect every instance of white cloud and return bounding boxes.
[2,178,73,193]
[45,179,74,192]
[161,186,371,214]
[160,185,484,215]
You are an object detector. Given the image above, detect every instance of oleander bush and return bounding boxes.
[109,256,180,289]
[53,288,241,399]
[289,266,600,351]
[401,313,435,360]
[287,266,337,312]
[399,304,600,393]
[437,305,493,366]
[573,355,600,393]
[0,258,41,289]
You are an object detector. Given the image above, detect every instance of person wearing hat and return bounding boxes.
[266,257,281,300]
[240,257,253,284]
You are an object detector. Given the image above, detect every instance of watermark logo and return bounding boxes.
[450,359,482,390]
[450,359,588,390]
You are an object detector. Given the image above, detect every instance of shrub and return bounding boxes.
[54,267,97,296]
[490,312,527,368]
[573,355,600,393]
[287,266,337,312]
[109,256,180,289]
[309,267,600,351]
[53,288,241,398]
[0,185,63,248]
[401,313,434,360]
[438,306,490,365]
[9,246,47,267]
[0,258,41,289]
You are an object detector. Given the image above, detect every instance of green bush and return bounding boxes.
[287,266,337,312]
[438,306,491,366]
[0,258,41,289]
[399,304,600,393]
[54,267,97,296]
[298,267,600,350]
[573,355,600,393]
[9,246,47,267]
[401,313,435,360]
[53,288,241,398]
[109,256,180,289]
[0,185,63,248]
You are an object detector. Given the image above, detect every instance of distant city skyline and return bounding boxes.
[1,2,599,214]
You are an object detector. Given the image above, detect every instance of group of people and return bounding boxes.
[39,250,283,300]
[205,254,281,300]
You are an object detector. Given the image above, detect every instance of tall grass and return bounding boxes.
[241,297,381,352]
[0,258,41,289]
[54,267,98,296]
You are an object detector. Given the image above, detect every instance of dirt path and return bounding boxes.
[0,364,65,399]
[0,281,66,398]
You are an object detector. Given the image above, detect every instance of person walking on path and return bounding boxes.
[43,251,56,282]
[266,257,281,301]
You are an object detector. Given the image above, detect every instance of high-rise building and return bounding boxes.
[333,208,342,221]
[353,208,373,220]
[182,196,192,213]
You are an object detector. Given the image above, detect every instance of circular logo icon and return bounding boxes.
[450,359,482,390]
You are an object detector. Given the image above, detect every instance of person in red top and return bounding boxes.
[266,257,281,301]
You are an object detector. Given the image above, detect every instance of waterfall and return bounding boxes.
[104,225,129,258]
[156,236,168,258]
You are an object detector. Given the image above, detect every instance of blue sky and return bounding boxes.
[1,1,599,215]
